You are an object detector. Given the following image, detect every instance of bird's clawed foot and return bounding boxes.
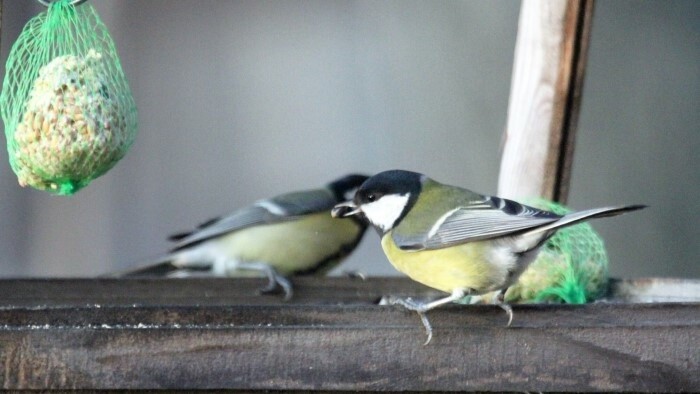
[382,289,467,345]
[258,272,293,301]
[385,296,434,345]
[342,270,367,281]
[237,262,293,301]
[496,289,513,326]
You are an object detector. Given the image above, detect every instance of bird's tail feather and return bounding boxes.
[99,254,212,278]
[526,204,646,235]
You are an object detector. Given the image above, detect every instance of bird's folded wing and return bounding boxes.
[172,188,336,250]
[393,197,561,251]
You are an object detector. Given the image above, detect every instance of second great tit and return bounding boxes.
[117,174,369,300]
[333,170,644,343]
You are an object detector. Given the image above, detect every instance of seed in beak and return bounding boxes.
[331,202,360,218]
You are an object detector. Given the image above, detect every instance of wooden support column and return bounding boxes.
[498,0,594,203]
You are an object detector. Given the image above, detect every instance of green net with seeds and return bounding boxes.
[0,0,137,195]
[479,198,610,305]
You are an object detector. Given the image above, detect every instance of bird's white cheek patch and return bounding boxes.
[361,193,410,232]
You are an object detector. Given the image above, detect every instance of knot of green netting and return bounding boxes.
[0,0,137,195]
[479,198,610,305]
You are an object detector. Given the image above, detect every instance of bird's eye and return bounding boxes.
[367,193,376,202]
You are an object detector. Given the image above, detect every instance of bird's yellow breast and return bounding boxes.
[381,233,509,294]
[211,212,362,275]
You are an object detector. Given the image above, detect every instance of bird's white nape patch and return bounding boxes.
[360,193,410,232]
[254,200,286,216]
[343,187,360,201]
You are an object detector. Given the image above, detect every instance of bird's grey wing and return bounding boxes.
[269,188,339,214]
[172,188,337,250]
[393,196,562,250]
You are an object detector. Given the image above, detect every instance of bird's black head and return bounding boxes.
[347,170,423,232]
[353,170,421,205]
[327,174,370,202]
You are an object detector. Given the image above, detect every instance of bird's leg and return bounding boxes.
[236,262,293,301]
[389,289,467,345]
[495,288,513,326]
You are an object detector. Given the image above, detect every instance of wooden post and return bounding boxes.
[498,0,594,203]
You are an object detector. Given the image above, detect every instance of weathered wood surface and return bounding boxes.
[0,277,442,307]
[498,0,594,203]
[0,277,698,391]
[609,277,700,303]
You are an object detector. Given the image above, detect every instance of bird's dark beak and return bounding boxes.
[331,201,361,218]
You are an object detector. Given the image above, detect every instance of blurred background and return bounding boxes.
[0,0,697,278]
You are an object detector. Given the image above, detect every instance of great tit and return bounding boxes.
[117,174,369,300]
[332,170,644,343]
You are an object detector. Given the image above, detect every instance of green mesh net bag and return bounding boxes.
[479,198,610,305]
[0,0,137,195]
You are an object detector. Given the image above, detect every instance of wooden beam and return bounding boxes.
[498,0,594,203]
[0,277,442,307]
[0,278,698,391]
